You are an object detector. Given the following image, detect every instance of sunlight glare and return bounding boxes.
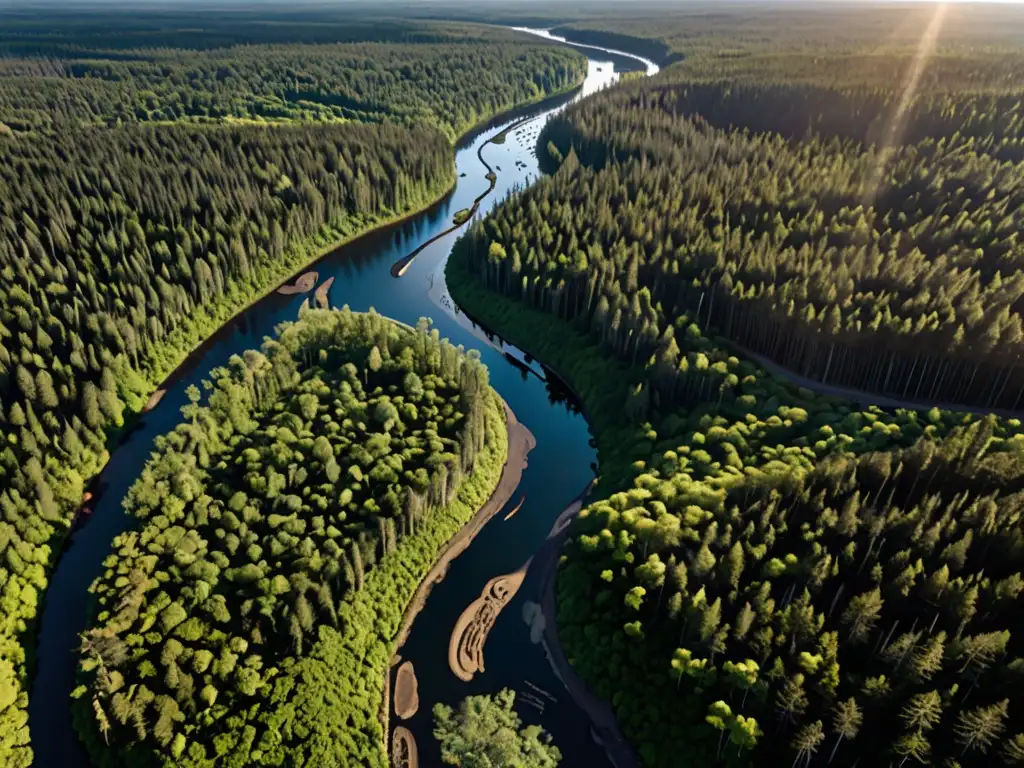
[862,2,950,204]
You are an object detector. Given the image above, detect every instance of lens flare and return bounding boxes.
[862,2,949,205]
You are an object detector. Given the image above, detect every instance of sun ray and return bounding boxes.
[862,2,950,205]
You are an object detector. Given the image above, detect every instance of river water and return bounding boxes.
[28,30,656,768]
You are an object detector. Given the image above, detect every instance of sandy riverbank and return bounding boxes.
[277,271,318,295]
[383,402,535,757]
[391,402,535,652]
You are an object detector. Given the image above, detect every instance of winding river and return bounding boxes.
[28,30,657,768]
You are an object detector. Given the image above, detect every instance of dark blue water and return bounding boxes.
[29,35,657,768]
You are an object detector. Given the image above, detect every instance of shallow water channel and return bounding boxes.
[28,31,657,768]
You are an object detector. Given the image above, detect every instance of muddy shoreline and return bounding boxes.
[532,485,639,768]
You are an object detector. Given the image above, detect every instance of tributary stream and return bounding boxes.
[29,30,657,768]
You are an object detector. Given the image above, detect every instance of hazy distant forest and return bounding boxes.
[447,3,1024,768]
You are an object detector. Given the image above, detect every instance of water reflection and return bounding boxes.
[542,365,583,415]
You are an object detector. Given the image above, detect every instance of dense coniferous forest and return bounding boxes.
[452,217,1024,768]
[546,3,1024,66]
[73,308,509,767]
[9,3,1024,767]
[0,40,585,140]
[559,416,1024,768]
[0,120,452,767]
[475,24,1024,410]
[0,12,584,766]
[445,5,1024,767]
[451,201,1024,766]
[0,14,586,138]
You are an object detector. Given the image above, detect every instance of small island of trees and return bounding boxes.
[433,689,562,767]
[72,308,508,768]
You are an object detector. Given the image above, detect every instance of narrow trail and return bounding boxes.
[728,339,1024,419]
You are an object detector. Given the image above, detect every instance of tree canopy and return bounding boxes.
[73,308,509,767]
[0,18,586,140]
[0,13,583,765]
[433,689,562,768]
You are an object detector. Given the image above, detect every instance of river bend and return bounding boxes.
[28,30,656,768]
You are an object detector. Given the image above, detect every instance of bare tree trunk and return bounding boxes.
[823,344,835,384]
[829,735,844,764]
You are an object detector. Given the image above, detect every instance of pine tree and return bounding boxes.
[699,597,722,645]
[734,602,755,640]
[1002,733,1024,764]
[724,541,745,588]
[776,674,808,726]
[892,729,931,766]
[790,720,824,768]
[828,697,862,764]
[841,587,883,643]
[909,631,946,683]
[900,691,943,732]
[693,542,716,578]
[955,700,1009,756]
[368,346,383,373]
[351,542,364,591]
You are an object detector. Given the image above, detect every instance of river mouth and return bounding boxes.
[27,31,652,768]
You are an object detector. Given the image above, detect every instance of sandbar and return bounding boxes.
[277,271,318,295]
[449,561,529,682]
[391,726,418,768]
[314,276,335,308]
[393,661,419,720]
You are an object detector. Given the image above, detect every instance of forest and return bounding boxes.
[451,209,1024,767]
[477,33,1024,411]
[0,118,453,766]
[559,417,1024,768]
[6,2,1024,767]
[444,5,1024,766]
[72,307,509,767]
[0,38,585,141]
[0,14,584,767]
[546,2,1024,66]
[433,689,562,767]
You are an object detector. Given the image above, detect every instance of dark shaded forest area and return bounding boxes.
[484,12,1024,411]
[73,308,508,768]
[446,4,1024,767]
[0,12,584,766]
